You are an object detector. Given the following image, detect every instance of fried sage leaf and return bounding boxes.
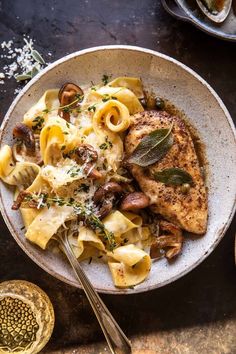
[31,66,40,78]
[31,49,45,65]
[128,123,173,167]
[154,167,193,186]
[15,74,32,82]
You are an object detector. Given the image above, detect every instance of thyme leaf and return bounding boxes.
[88,104,96,112]
[23,193,116,251]
[32,115,45,131]
[102,74,110,85]
[99,136,113,150]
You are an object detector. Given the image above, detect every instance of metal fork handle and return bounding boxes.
[58,233,132,354]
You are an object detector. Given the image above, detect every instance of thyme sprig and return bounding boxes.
[53,96,84,113]
[31,97,83,131]
[31,88,121,131]
[24,193,116,251]
[87,89,121,112]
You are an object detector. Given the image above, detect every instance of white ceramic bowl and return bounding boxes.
[0,46,235,294]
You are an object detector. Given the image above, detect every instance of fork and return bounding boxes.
[12,164,39,190]
[14,168,132,354]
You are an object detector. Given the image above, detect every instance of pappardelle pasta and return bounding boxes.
[0,76,192,288]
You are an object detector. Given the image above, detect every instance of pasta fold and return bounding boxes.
[0,160,40,186]
[40,116,82,165]
[0,145,15,178]
[23,89,59,128]
[108,244,151,287]
[108,77,144,98]
[93,99,130,133]
[20,208,41,229]
[103,211,142,245]
[92,100,130,171]
[97,87,144,114]
[25,205,73,249]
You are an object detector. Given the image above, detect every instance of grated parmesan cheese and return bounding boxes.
[41,159,87,190]
[0,72,5,85]
[0,36,49,94]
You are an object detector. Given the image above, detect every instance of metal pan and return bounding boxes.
[162,0,236,41]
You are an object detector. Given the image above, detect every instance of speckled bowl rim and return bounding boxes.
[0,45,235,295]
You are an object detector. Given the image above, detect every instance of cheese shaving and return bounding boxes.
[0,36,49,94]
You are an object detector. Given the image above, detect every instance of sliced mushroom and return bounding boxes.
[11,191,35,210]
[94,182,123,218]
[120,192,150,211]
[13,123,35,152]
[84,163,103,180]
[150,220,183,260]
[97,200,113,220]
[73,144,98,164]
[69,144,102,180]
[94,182,123,203]
[58,83,84,121]
[12,124,42,165]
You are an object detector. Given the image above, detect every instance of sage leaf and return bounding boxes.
[31,66,39,78]
[15,74,32,82]
[154,168,193,186]
[128,123,173,167]
[31,49,45,65]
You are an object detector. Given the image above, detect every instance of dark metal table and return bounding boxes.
[0,1,236,353]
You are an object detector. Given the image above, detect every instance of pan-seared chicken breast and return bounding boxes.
[125,111,207,234]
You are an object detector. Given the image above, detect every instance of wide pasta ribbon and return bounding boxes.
[97,87,144,115]
[92,100,129,171]
[40,116,82,165]
[108,77,144,99]
[0,145,16,180]
[103,210,142,245]
[0,145,40,185]
[108,244,151,287]
[93,99,130,133]
[68,226,105,260]
[23,89,60,128]
[25,205,73,249]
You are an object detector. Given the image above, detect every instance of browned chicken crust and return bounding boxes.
[125,110,208,234]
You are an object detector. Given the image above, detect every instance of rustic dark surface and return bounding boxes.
[0,1,236,353]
